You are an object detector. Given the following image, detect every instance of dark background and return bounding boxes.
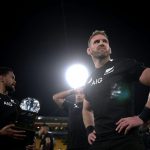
[0,0,149,116]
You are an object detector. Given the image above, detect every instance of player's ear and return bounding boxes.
[87,48,91,55]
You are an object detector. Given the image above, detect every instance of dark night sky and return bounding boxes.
[0,0,149,116]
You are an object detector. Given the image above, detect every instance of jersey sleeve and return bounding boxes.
[127,59,146,81]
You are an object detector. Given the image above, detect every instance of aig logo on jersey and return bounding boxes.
[87,77,103,86]
[4,101,13,106]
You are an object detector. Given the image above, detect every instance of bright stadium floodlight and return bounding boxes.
[65,64,89,89]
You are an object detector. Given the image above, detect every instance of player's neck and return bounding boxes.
[94,56,111,68]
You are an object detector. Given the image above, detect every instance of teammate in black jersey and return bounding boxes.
[82,30,150,150]
[53,88,90,150]
[0,67,34,150]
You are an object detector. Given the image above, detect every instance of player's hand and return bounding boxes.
[26,144,35,150]
[88,130,96,145]
[116,116,144,134]
[0,124,26,140]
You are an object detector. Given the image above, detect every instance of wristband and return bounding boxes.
[139,106,150,122]
[86,125,95,135]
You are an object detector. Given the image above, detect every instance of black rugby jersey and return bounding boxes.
[85,58,145,138]
[63,100,89,149]
[0,93,18,128]
[0,93,34,149]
